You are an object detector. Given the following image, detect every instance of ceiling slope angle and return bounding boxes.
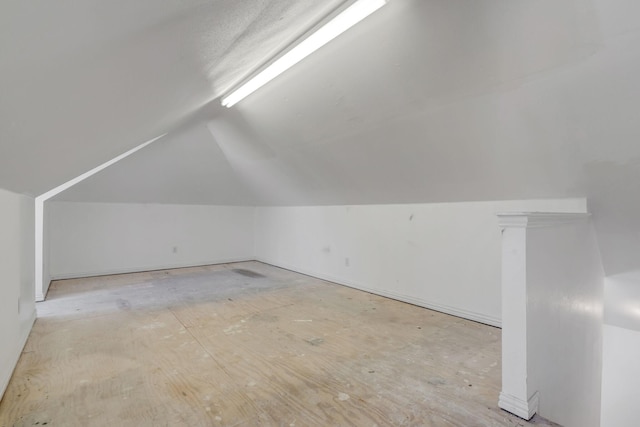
[209,0,606,205]
[7,0,640,278]
[54,0,640,214]
[0,0,347,196]
[205,0,640,278]
[51,123,262,206]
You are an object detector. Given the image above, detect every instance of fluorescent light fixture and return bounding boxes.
[221,0,387,108]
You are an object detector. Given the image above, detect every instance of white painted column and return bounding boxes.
[496,212,590,420]
[34,198,45,301]
[497,219,537,420]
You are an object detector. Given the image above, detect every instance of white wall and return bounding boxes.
[600,273,640,427]
[255,198,586,326]
[601,324,640,427]
[525,220,604,427]
[47,202,254,280]
[0,189,35,399]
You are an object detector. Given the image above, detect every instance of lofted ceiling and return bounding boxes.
[3,0,640,277]
[52,121,262,205]
[0,0,346,196]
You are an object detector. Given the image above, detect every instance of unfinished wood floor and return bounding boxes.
[0,262,556,427]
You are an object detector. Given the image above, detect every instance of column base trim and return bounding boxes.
[499,391,539,420]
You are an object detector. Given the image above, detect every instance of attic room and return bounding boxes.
[1,0,639,425]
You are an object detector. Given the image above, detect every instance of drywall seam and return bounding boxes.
[0,310,36,400]
[49,257,254,281]
[256,258,502,327]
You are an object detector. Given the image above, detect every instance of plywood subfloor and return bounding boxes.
[0,262,556,427]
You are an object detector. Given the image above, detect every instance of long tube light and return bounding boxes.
[221,0,387,108]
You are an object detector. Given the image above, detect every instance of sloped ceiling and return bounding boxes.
[0,0,346,196]
[6,0,640,276]
[51,122,262,205]
[54,0,640,204]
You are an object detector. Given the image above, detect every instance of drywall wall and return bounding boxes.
[47,202,254,280]
[601,324,640,427]
[600,273,640,427]
[525,219,604,427]
[254,198,586,326]
[0,189,35,400]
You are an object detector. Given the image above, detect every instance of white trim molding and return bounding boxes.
[256,258,501,327]
[499,391,539,421]
[497,212,590,229]
[47,257,254,282]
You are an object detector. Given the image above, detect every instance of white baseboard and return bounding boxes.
[499,391,539,420]
[36,278,51,302]
[48,257,254,282]
[255,258,501,328]
[0,309,36,401]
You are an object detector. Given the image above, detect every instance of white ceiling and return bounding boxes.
[51,122,262,205]
[0,0,346,195]
[4,0,640,277]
